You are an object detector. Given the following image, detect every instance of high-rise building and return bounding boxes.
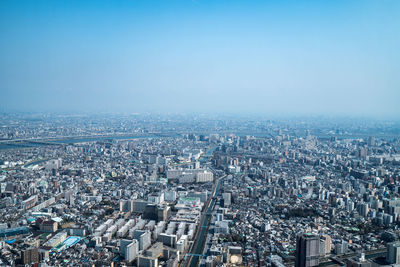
[222,192,231,207]
[320,234,331,256]
[358,147,368,159]
[335,240,349,255]
[368,136,375,147]
[120,239,139,262]
[387,241,400,264]
[357,203,369,217]
[133,230,151,251]
[21,247,39,265]
[120,199,134,212]
[295,233,320,267]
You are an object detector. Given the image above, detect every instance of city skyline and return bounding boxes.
[0,113,399,266]
[2,2,400,265]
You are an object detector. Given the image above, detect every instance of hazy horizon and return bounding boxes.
[1,0,399,118]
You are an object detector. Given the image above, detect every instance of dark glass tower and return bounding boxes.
[295,233,320,267]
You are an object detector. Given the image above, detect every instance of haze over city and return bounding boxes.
[1,0,399,118]
[2,2,400,267]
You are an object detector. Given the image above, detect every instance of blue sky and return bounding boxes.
[1,0,399,117]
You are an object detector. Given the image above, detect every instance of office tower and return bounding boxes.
[387,241,400,264]
[295,233,320,267]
